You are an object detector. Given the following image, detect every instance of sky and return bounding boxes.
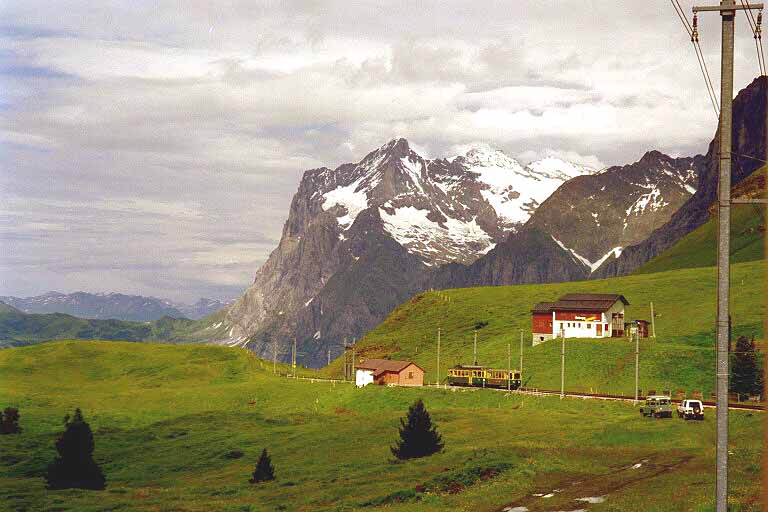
[0,1,764,302]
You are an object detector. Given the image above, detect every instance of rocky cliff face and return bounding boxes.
[216,139,593,363]
[215,73,766,368]
[525,151,703,271]
[594,75,767,277]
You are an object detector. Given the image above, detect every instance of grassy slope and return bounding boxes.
[0,341,762,512]
[634,204,764,275]
[636,166,765,275]
[322,260,764,399]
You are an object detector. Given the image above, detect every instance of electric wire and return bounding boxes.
[672,0,721,117]
[741,0,766,75]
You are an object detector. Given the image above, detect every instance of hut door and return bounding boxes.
[596,324,602,336]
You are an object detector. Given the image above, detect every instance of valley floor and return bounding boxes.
[0,342,762,512]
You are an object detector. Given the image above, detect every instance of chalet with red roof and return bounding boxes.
[355,359,424,387]
[531,294,629,344]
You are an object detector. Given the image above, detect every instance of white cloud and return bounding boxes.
[0,0,762,300]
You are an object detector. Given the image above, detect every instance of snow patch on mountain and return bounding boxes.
[317,139,594,264]
[551,236,624,273]
[626,187,668,216]
[460,149,594,225]
[380,206,494,265]
[322,177,370,230]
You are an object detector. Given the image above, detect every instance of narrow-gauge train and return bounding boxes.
[447,364,522,389]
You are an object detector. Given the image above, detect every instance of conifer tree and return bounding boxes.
[391,399,444,460]
[731,336,764,400]
[45,408,106,490]
[249,448,275,483]
[0,407,21,434]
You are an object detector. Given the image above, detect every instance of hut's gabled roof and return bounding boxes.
[558,293,629,305]
[531,302,557,313]
[356,359,424,374]
[532,294,629,313]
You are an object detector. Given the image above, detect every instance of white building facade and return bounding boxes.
[533,294,628,341]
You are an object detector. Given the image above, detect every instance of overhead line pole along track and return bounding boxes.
[690,2,763,510]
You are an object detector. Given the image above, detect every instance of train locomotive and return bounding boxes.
[447,364,521,389]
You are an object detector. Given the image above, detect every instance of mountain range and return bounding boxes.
[5,78,764,366]
[201,77,768,368]
[0,292,235,322]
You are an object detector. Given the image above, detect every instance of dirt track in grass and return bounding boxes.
[497,454,696,512]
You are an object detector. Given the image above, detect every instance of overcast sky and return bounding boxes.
[0,1,763,302]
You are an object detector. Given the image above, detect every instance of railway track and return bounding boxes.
[514,387,765,411]
[286,375,764,411]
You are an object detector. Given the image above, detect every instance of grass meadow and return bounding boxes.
[322,260,765,399]
[0,341,763,511]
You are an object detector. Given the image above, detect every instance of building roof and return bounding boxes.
[356,359,423,373]
[531,294,629,313]
[558,293,629,305]
[531,302,557,313]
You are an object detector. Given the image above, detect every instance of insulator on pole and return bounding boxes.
[692,13,699,43]
[757,11,763,39]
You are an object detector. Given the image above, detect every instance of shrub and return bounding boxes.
[249,448,275,483]
[0,407,21,434]
[45,409,106,490]
[391,399,444,460]
[731,335,764,399]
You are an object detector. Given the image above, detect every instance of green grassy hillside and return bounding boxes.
[634,204,764,275]
[326,260,764,398]
[636,166,765,275]
[0,341,761,511]
[0,303,228,348]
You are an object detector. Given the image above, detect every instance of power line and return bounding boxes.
[741,1,766,75]
[672,1,721,117]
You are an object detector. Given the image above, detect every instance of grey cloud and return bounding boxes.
[1,0,761,301]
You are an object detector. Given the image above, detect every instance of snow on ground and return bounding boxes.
[625,187,668,216]
[576,496,607,504]
[589,247,623,271]
[322,177,370,230]
[461,148,593,225]
[379,206,494,262]
[551,236,623,273]
[400,156,425,194]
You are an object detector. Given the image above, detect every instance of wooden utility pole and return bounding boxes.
[327,349,331,366]
[343,337,348,380]
[560,327,565,399]
[690,2,762,509]
[507,342,511,392]
[650,302,657,337]
[436,327,441,387]
[634,328,640,405]
[473,330,478,365]
[272,339,277,374]
[292,338,297,378]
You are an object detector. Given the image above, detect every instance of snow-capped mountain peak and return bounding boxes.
[526,156,594,180]
[314,138,594,265]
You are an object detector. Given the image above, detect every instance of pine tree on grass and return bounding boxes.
[0,407,21,434]
[249,448,275,483]
[45,408,106,490]
[731,335,764,400]
[391,398,444,460]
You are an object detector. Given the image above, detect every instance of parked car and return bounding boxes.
[677,399,704,420]
[640,395,673,418]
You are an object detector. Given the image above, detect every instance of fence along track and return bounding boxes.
[285,375,764,412]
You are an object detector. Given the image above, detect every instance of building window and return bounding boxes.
[578,323,582,328]
[408,372,413,379]
[588,323,592,328]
